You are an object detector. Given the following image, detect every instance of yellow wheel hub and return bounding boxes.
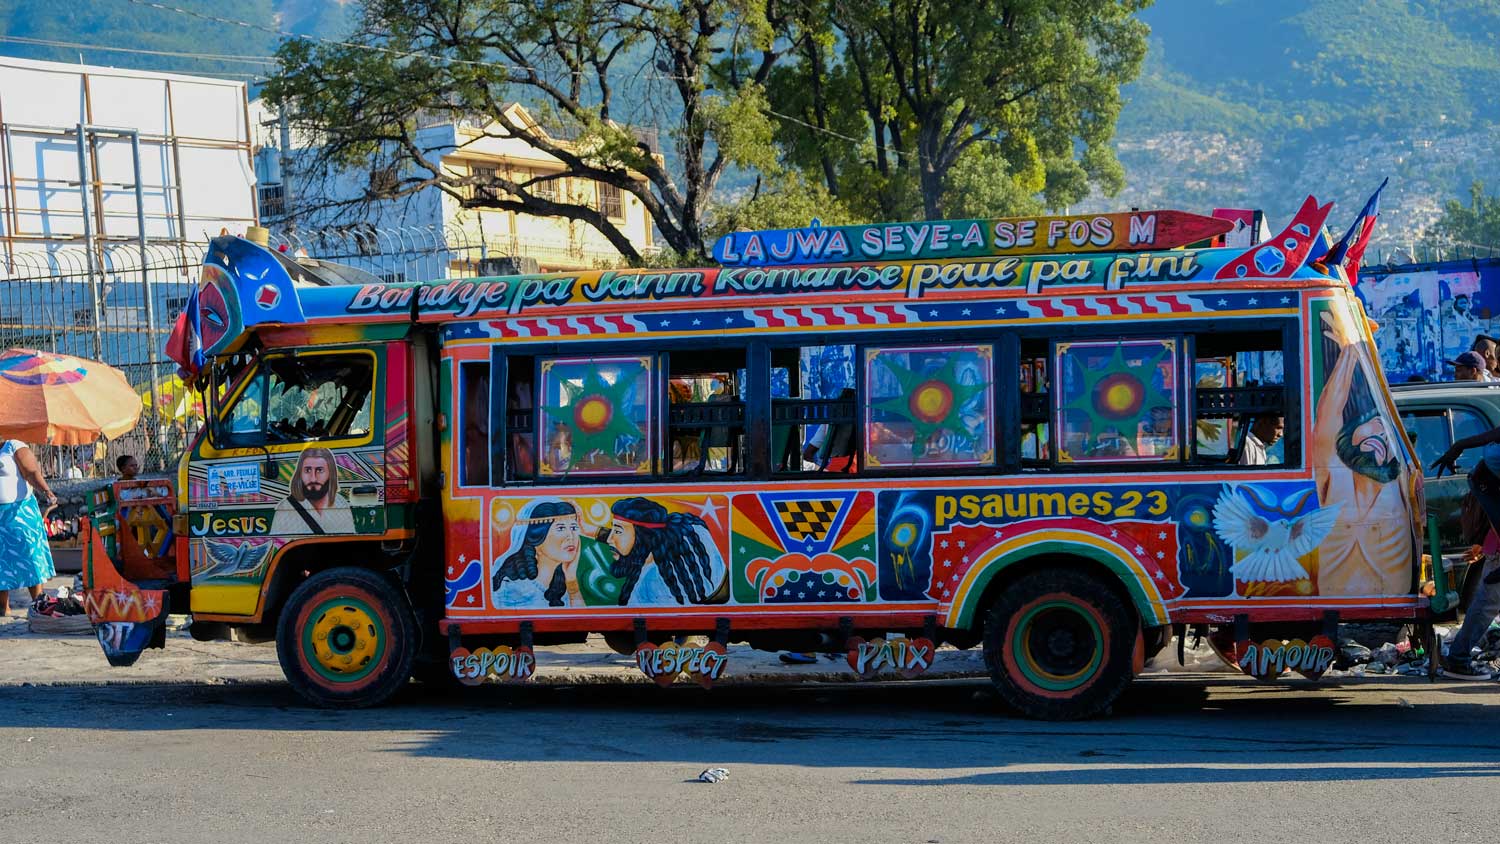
[309,604,379,675]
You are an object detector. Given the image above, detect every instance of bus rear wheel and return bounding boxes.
[277,567,417,708]
[983,568,1135,720]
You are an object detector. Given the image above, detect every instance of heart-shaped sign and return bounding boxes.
[450,645,536,685]
[845,636,936,679]
[635,641,731,688]
[1231,636,1336,681]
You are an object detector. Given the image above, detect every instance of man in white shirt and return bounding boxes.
[1239,416,1285,466]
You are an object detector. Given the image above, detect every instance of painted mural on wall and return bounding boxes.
[1358,259,1500,383]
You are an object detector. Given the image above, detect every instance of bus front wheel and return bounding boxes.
[276,567,417,708]
[982,568,1135,720]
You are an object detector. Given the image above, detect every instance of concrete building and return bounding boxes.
[0,56,257,365]
[251,101,659,279]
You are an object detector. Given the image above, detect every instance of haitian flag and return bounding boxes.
[1324,178,1388,282]
[164,284,204,382]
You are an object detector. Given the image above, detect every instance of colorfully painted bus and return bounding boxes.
[80,196,1440,719]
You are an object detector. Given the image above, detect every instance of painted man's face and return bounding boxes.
[1337,414,1400,484]
[300,457,331,502]
[607,521,636,557]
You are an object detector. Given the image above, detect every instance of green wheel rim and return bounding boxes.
[301,595,387,685]
[1011,600,1104,692]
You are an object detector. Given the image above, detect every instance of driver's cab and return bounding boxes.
[187,343,393,616]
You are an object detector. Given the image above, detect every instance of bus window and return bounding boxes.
[1192,331,1290,466]
[771,345,858,474]
[864,343,995,469]
[459,361,490,486]
[223,352,375,447]
[537,355,652,477]
[1055,338,1179,464]
[665,349,746,476]
[1020,341,1050,464]
[504,355,536,483]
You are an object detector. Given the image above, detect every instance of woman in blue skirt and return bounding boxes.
[0,439,57,616]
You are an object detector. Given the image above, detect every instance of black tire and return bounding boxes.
[982,568,1136,721]
[276,567,417,708]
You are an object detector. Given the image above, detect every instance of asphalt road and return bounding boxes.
[3,676,1498,843]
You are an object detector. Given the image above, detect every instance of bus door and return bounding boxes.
[191,345,388,616]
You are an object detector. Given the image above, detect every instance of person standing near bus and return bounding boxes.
[1435,423,1500,678]
[1450,350,1488,383]
[0,440,57,617]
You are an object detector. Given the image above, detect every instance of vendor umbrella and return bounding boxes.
[0,348,143,445]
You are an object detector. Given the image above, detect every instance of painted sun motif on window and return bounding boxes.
[1056,339,1179,463]
[540,356,652,476]
[865,345,993,468]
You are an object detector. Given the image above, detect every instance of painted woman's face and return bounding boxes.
[538,517,581,565]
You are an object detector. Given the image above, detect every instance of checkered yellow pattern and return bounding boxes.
[773,499,841,543]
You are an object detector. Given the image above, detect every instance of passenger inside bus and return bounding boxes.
[802,388,857,472]
[1238,415,1285,465]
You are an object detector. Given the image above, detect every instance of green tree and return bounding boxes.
[768,0,1151,220]
[1425,181,1500,250]
[265,0,811,262]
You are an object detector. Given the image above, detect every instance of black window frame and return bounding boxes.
[481,315,1302,486]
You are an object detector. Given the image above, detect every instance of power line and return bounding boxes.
[0,34,277,64]
[764,107,913,160]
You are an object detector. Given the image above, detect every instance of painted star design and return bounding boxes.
[692,318,701,325]
[940,539,949,549]
[1247,297,1258,305]
[143,595,158,612]
[1280,296,1291,304]
[725,316,734,324]
[1217,298,1228,306]
[541,359,645,472]
[961,308,971,316]
[928,309,938,316]
[818,591,826,598]
[1155,551,1164,559]
[1110,530,1119,538]
[698,497,721,523]
[798,592,805,599]
[447,566,455,576]
[957,540,966,549]
[951,573,960,582]
[942,560,952,568]
[861,543,871,551]
[872,352,988,458]
[1157,532,1166,540]
[466,595,475,604]
[658,319,670,327]
[1060,341,1173,443]
[1134,545,1145,554]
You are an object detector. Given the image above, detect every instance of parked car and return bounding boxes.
[1392,380,1500,612]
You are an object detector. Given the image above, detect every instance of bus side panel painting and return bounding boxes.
[1308,295,1421,597]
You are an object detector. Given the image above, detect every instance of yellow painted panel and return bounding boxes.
[190,584,262,616]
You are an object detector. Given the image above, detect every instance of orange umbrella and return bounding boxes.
[0,348,143,445]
